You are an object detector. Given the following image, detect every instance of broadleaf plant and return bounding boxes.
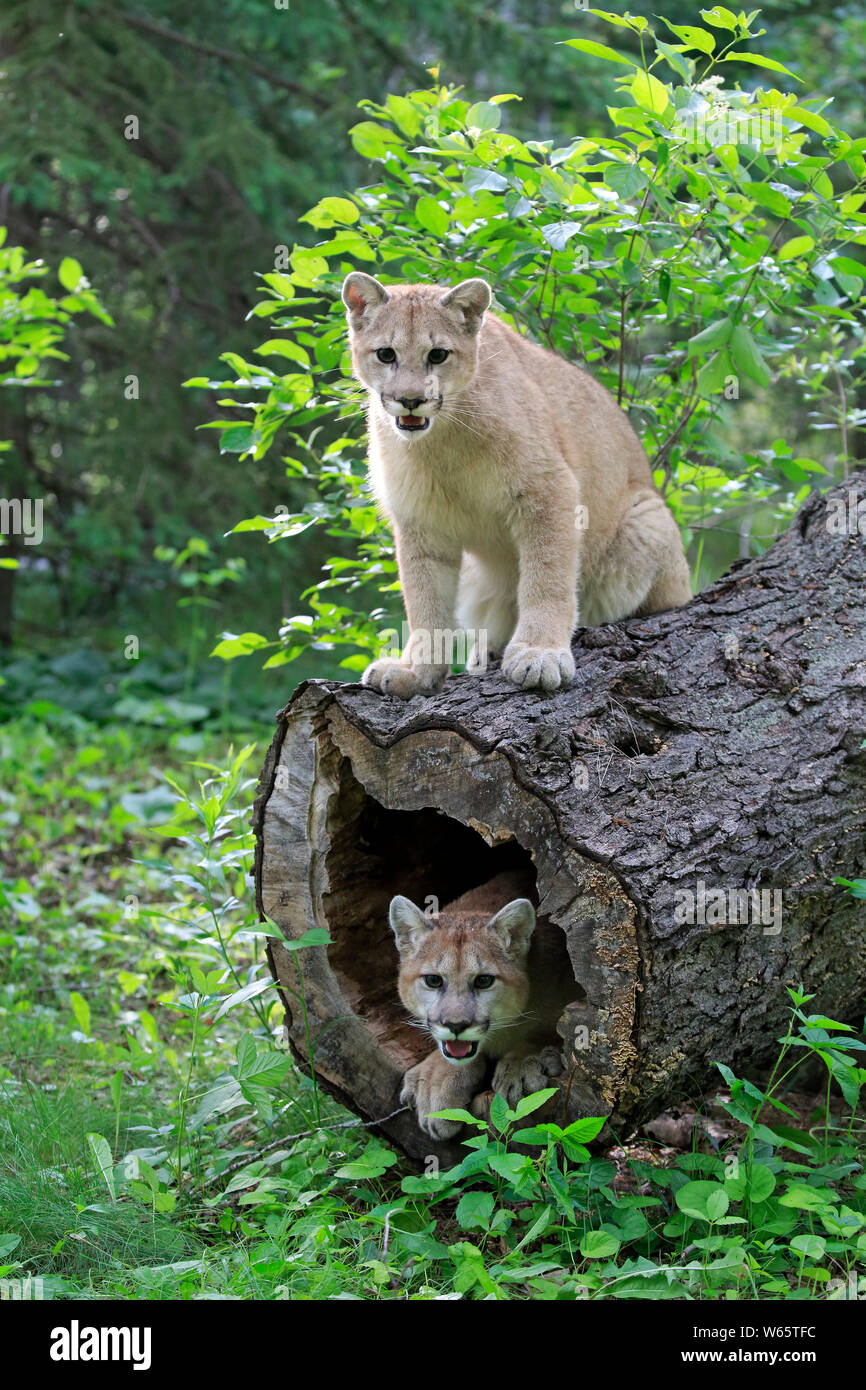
[190,7,865,676]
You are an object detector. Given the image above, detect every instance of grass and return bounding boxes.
[1,704,865,1301]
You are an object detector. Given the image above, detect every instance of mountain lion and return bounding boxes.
[389,871,568,1140]
[343,271,691,698]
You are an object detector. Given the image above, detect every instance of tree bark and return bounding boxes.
[255,472,866,1166]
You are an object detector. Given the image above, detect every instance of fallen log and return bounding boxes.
[255,472,866,1165]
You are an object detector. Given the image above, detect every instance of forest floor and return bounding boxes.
[1,705,864,1301]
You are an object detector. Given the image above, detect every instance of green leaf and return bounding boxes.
[779,1183,833,1211]
[630,71,670,115]
[654,39,692,82]
[192,1078,244,1127]
[335,1144,399,1180]
[300,196,359,228]
[729,324,771,388]
[512,1087,559,1121]
[219,425,258,455]
[70,990,92,1035]
[676,1180,729,1222]
[747,1164,776,1204]
[788,105,833,138]
[234,1033,290,1087]
[607,162,650,200]
[349,121,404,160]
[580,1229,621,1259]
[466,101,501,133]
[828,255,866,281]
[255,339,311,366]
[700,6,738,30]
[415,196,450,237]
[456,1191,495,1230]
[464,168,509,195]
[687,317,733,356]
[561,1115,607,1143]
[210,631,271,659]
[697,347,734,394]
[86,1133,116,1201]
[489,1092,510,1133]
[790,1233,826,1259]
[706,1188,730,1221]
[541,220,583,249]
[562,38,636,66]
[587,9,647,31]
[741,182,792,218]
[281,926,332,952]
[260,272,296,299]
[721,52,800,80]
[778,235,815,261]
[213,978,273,1021]
[659,21,715,54]
[425,1107,479,1126]
[489,1153,531,1183]
[58,257,83,290]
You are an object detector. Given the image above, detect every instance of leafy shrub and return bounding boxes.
[192,6,865,677]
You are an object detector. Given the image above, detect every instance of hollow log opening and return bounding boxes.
[321,763,554,1072]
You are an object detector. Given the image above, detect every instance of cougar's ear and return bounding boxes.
[389,895,435,955]
[487,898,535,958]
[439,277,491,332]
[342,272,389,328]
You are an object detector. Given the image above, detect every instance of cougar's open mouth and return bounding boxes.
[396,414,430,432]
[440,1039,479,1062]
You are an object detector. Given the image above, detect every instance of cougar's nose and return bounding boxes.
[397,396,425,410]
[443,1020,472,1037]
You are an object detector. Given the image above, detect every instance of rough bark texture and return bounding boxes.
[255,473,866,1166]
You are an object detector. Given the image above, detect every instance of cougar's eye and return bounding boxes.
[376,347,396,364]
[422,974,444,989]
[474,974,495,990]
[428,348,449,365]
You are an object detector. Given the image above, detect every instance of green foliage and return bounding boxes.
[0,0,634,661]
[1,714,864,1298]
[199,7,866,675]
[0,231,110,414]
[389,993,866,1300]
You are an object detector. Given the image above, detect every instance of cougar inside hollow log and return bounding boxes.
[389,871,573,1140]
[343,272,692,699]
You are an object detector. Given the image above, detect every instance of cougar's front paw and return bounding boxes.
[502,642,575,692]
[400,1051,481,1140]
[491,1046,563,1110]
[361,659,444,700]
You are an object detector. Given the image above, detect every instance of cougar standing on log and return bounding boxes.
[342,272,692,698]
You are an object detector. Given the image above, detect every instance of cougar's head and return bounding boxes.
[342,273,491,438]
[388,894,534,1064]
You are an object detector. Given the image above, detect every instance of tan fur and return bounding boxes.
[389,871,563,1139]
[342,272,692,697]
